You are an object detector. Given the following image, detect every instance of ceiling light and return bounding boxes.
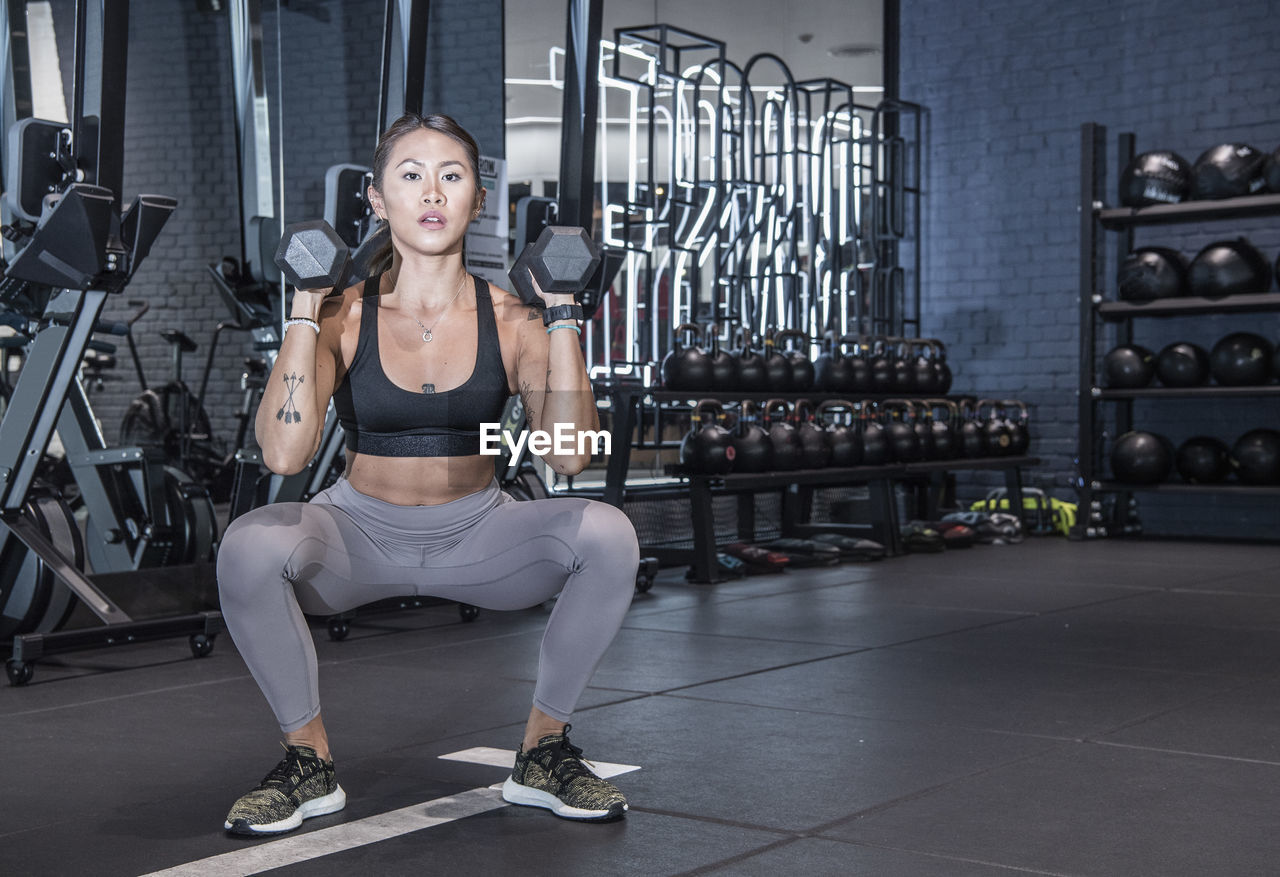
[826,43,881,57]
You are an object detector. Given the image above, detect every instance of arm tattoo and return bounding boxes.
[519,379,536,425]
[545,367,552,395]
[525,309,539,321]
[277,373,304,423]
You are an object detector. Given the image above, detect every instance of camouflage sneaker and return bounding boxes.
[501,725,627,822]
[224,744,346,836]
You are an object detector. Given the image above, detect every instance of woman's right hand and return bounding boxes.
[289,288,330,321]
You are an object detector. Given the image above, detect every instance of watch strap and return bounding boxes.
[542,304,584,326]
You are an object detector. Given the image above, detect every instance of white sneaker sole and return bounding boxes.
[225,785,347,835]
[500,776,626,821]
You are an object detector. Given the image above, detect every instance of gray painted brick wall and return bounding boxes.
[901,0,1280,537]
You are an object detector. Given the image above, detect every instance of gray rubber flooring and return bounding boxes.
[4,537,1280,876]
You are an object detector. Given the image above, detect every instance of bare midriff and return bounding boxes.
[343,451,498,506]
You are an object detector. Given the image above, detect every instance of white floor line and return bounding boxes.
[138,786,507,877]
[438,746,643,779]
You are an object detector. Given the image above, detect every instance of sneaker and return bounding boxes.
[501,725,627,822]
[224,744,346,836]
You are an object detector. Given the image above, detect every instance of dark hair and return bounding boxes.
[367,113,483,275]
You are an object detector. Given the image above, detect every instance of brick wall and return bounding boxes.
[901,0,1280,538]
[423,0,505,159]
[107,0,242,452]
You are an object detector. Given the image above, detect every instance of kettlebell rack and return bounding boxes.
[1076,123,1280,539]
[591,384,1039,583]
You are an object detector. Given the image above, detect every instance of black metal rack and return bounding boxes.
[588,382,1039,579]
[1097,293,1280,320]
[1075,123,1280,538]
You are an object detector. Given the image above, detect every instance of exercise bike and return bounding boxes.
[0,185,221,685]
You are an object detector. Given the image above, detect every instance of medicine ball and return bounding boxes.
[1117,247,1189,301]
[1154,341,1210,387]
[1102,344,1155,388]
[1118,150,1191,206]
[1209,332,1274,385]
[1174,436,1232,484]
[1266,146,1280,193]
[1111,431,1173,484]
[1187,238,1270,298]
[1190,143,1267,199]
[1231,428,1280,485]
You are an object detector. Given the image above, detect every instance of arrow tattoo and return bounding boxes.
[277,373,305,424]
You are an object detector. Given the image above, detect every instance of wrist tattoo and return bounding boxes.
[277,373,304,424]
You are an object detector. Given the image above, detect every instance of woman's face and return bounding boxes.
[368,127,484,258]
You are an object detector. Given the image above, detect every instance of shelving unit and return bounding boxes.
[1076,123,1280,538]
[582,382,1040,578]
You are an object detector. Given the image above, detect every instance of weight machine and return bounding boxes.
[0,0,221,684]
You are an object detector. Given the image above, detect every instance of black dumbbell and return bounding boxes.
[508,226,601,308]
[273,220,352,296]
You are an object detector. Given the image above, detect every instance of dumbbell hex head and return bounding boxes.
[508,226,600,307]
[274,220,351,291]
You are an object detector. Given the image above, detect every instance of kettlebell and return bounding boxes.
[911,340,938,394]
[707,323,738,392]
[909,400,936,460]
[842,336,872,393]
[818,400,861,467]
[792,399,833,469]
[762,398,803,470]
[679,400,736,474]
[661,323,713,390]
[731,400,773,473]
[778,329,816,391]
[958,398,988,457]
[734,326,768,389]
[869,337,895,393]
[889,338,916,394]
[926,398,959,459]
[1002,399,1030,456]
[977,399,1014,456]
[814,333,853,392]
[859,401,890,465]
[881,399,922,462]
[927,339,953,394]
[762,329,794,392]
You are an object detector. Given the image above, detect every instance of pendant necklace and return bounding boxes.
[412,274,468,343]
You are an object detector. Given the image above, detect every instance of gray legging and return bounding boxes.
[217,477,640,733]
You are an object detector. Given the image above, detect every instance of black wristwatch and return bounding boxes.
[542,304,584,326]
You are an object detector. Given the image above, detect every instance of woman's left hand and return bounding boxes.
[540,292,579,309]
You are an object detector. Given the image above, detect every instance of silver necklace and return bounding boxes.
[411,275,468,342]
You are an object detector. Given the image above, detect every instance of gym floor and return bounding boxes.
[4,537,1280,876]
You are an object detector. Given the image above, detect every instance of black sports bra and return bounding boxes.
[331,273,511,457]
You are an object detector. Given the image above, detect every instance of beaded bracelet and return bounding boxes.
[546,323,582,335]
[284,317,320,334]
